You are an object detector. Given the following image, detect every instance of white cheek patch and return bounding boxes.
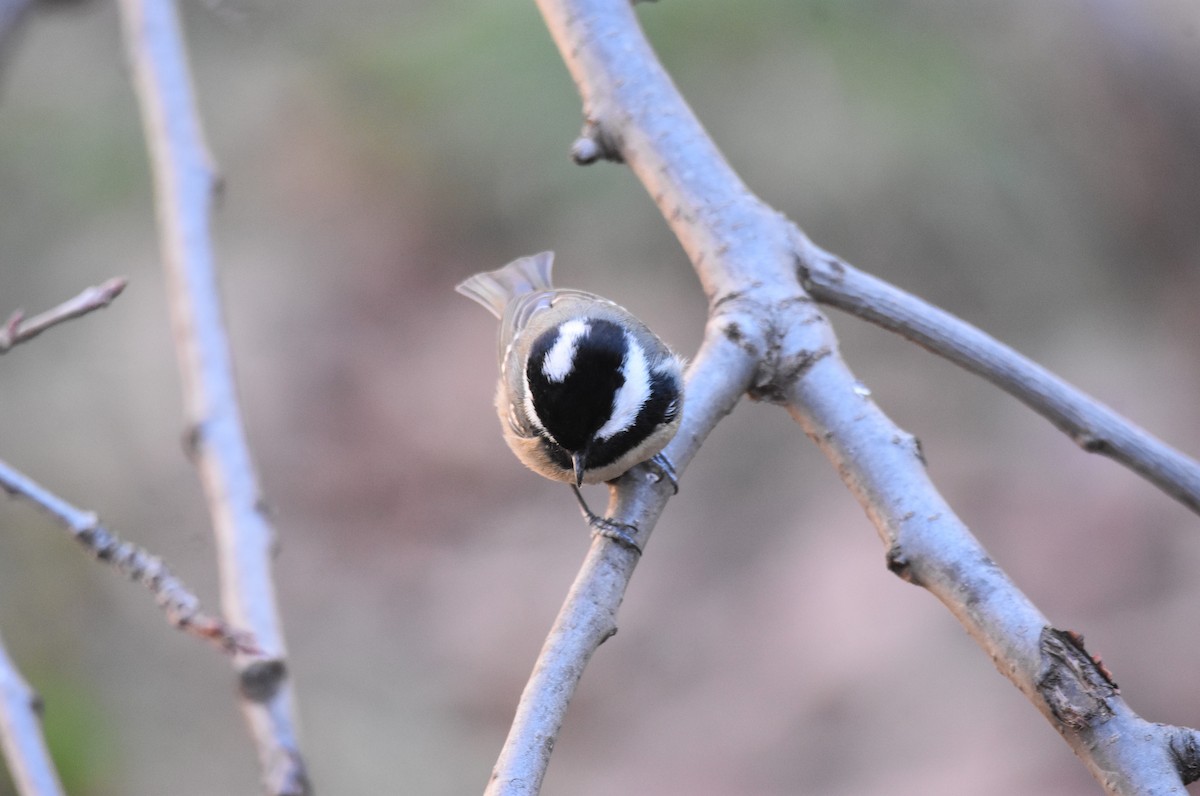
[596,333,651,441]
[522,382,548,437]
[541,319,590,383]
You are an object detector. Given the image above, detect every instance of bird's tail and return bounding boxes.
[454,251,555,319]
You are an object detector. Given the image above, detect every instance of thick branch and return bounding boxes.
[0,277,127,354]
[485,323,757,796]
[0,632,64,796]
[117,1,308,793]
[525,1,1199,794]
[795,237,1200,516]
[779,328,1193,794]
[0,458,252,652]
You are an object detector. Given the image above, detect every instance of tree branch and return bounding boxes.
[485,323,757,796]
[794,236,1200,516]
[778,331,1196,794]
[0,457,253,652]
[117,1,308,793]
[0,631,64,796]
[0,277,127,354]
[509,1,1200,794]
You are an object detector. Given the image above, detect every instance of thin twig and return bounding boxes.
[0,277,128,354]
[0,458,254,653]
[794,237,1200,516]
[0,630,64,796]
[514,1,1200,794]
[117,1,308,793]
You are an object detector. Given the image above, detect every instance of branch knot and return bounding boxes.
[571,119,623,164]
[1037,627,1118,731]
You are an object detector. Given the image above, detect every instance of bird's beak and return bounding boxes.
[572,451,587,487]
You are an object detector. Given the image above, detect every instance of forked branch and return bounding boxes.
[490,1,1200,794]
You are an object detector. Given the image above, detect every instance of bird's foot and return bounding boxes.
[648,453,679,495]
[571,485,642,554]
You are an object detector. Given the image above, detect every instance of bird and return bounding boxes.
[456,251,684,547]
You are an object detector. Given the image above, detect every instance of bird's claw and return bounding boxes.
[588,515,643,554]
[649,453,679,495]
[571,485,643,554]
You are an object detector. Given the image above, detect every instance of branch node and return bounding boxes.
[1037,627,1118,730]
[721,321,759,356]
[1169,730,1200,785]
[239,657,288,702]
[747,346,831,404]
[885,543,917,583]
[1073,431,1110,454]
[793,246,846,290]
[181,421,205,460]
[571,119,623,164]
[892,432,926,466]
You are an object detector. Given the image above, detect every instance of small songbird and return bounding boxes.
[456,252,684,533]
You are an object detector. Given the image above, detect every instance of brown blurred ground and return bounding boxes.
[1,1,1199,794]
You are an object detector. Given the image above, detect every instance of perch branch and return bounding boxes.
[0,458,253,652]
[0,277,127,354]
[117,0,308,793]
[485,324,757,796]
[794,237,1200,516]
[0,631,64,796]
[511,1,1200,794]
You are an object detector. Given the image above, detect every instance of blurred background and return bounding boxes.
[2,0,1199,793]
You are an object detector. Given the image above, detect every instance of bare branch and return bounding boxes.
[778,324,1195,794]
[117,1,308,793]
[794,238,1200,516]
[520,1,1200,794]
[0,457,254,653]
[485,324,757,796]
[0,277,127,354]
[0,631,64,796]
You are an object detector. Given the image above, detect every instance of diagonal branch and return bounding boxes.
[513,1,1200,794]
[794,236,1200,515]
[0,277,127,354]
[776,321,1200,794]
[0,457,253,653]
[485,322,757,796]
[117,1,308,793]
[0,630,64,796]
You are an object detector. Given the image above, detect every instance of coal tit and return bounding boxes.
[456,252,684,493]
